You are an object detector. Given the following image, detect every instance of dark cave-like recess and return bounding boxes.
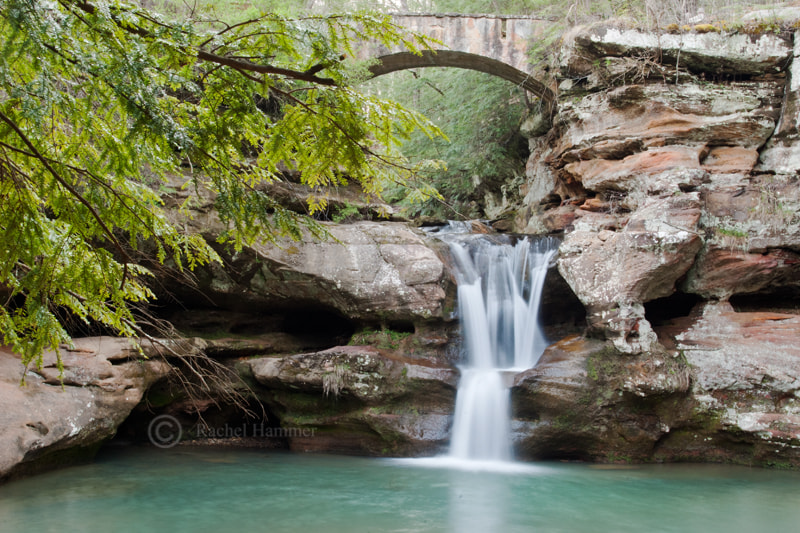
[161,303,357,351]
[644,291,702,326]
[540,266,587,337]
[282,308,357,344]
[729,292,800,314]
[112,392,287,449]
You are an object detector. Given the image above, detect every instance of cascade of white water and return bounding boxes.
[445,235,558,462]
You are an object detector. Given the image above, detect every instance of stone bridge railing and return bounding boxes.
[385,13,550,72]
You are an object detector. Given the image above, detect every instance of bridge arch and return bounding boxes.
[366,50,555,109]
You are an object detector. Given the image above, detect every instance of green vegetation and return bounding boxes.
[349,327,412,350]
[368,70,529,219]
[585,345,623,382]
[716,227,748,239]
[0,0,443,373]
[331,202,367,223]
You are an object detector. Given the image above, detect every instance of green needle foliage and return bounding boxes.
[0,0,443,373]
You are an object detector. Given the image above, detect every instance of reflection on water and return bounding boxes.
[449,469,510,533]
[1,447,800,533]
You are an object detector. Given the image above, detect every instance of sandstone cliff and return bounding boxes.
[511,21,800,466]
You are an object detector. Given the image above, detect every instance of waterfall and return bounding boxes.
[444,233,558,463]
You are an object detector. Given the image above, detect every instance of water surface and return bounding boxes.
[1,447,799,533]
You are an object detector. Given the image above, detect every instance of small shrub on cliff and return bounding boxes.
[331,202,366,223]
[349,328,412,350]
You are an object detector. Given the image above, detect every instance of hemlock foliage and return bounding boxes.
[0,0,443,372]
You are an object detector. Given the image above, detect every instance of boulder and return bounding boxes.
[557,195,702,352]
[511,335,690,462]
[245,345,457,455]
[248,345,458,404]
[157,174,450,326]
[0,337,170,482]
[166,219,449,325]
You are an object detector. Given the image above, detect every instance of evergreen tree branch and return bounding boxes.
[66,0,339,85]
[0,110,134,270]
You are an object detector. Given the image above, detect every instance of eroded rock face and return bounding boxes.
[654,302,800,465]
[759,30,800,173]
[162,218,449,326]
[569,25,791,76]
[511,335,691,462]
[684,173,800,299]
[511,308,800,467]
[503,22,800,467]
[553,82,781,165]
[558,195,702,352]
[516,21,800,355]
[0,338,170,482]
[245,346,458,455]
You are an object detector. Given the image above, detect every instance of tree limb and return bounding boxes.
[67,0,338,86]
[0,110,134,273]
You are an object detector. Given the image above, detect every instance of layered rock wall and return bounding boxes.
[511,21,800,466]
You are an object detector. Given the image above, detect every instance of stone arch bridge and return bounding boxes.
[360,13,555,106]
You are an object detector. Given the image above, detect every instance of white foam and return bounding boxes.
[389,456,552,475]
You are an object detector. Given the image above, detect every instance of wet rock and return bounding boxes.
[509,318,800,467]
[245,345,458,455]
[511,335,690,462]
